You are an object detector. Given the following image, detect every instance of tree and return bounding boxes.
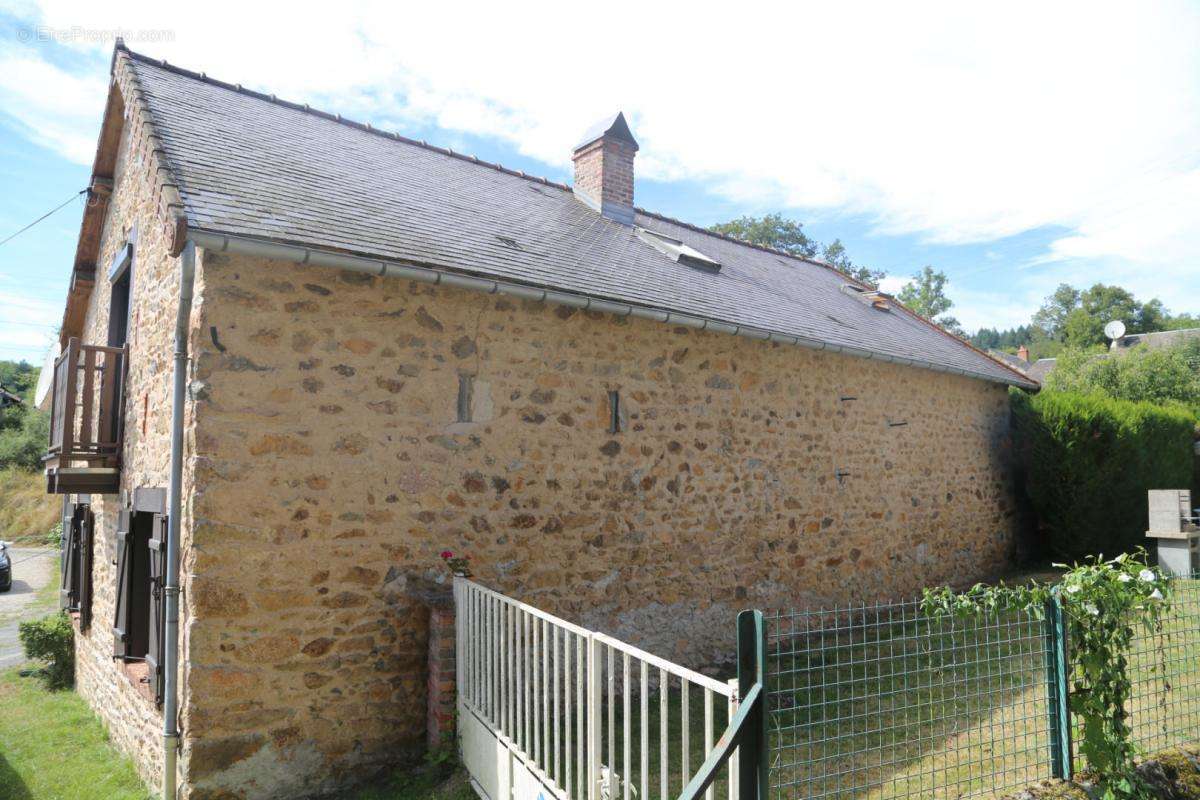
[1164,313,1200,331]
[897,266,962,334]
[820,239,886,288]
[969,324,1037,353]
[708,214,888,287]
[708,213,818,258]
[1030,283,1191,348]
[1071,284,1146,348]
[1043,339,1200,409]
[0,359,47,471]
[1031,284,1081,340]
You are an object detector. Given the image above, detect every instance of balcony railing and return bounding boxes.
[45,338,126,494]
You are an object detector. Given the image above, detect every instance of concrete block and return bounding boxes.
[1148,490,1191,533]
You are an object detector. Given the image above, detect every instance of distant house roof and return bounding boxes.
[1025,359,1058,382]
[1111,327,1200,353]
[0,386,22,408]
[97,45,1035,389]
[988,349,1031,372]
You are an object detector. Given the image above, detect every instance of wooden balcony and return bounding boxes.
[44,338,127,495]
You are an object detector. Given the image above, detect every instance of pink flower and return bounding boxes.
[440,550,454,559]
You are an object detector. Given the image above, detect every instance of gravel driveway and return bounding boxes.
[0,547,57,669]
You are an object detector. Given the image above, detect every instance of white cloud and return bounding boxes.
[0,289,60,362]
[0,53,106,162]
[2,0,1198,324]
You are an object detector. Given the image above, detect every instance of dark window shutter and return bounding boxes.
[59,501,79,611]
[79,508,94,630]
[112,508,132,659]
[145,514,167,706]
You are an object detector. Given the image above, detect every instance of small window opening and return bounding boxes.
[107,242,133,347]
[115,510,154,661]
[608,390,621,434]
[113,487,169,704]
[457,374,474,423]
[60,498,94,626]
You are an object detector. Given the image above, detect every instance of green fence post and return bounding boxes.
[1043,594,1072,779]
[736,609,767,800]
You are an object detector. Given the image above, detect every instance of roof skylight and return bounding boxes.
[839,283,891,311]
[635,227,722,273]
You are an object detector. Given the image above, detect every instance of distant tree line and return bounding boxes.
[708,213,887,288]
[970,284,1200,359]
[709,214,963,335]
[708,215,1200,362]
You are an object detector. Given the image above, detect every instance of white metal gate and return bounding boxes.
[454,578,741,800]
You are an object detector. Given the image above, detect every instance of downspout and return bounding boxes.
[163,239,195,800]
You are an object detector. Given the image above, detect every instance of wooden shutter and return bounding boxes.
[112,508,132,659]
[145,514,167,705]
[59,501,79,611]
[79,507,94,630]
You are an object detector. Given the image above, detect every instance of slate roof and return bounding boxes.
[1111,327,1200,353]
[1026,359,1058,382]
[988,350,1030,373]
[119,47,1035,388]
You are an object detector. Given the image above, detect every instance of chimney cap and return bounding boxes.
[574,112,639,153]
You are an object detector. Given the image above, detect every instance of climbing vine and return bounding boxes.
[922,551,1172,800]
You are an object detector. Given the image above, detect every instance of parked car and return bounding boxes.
[0,542,11,592]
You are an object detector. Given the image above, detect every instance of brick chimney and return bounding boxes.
[1016,345,1030,363]
[572,112,638,224]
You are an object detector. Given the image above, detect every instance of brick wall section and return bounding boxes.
[426,599,457,751]
[572,137,636,209]
[172,247,1019,798]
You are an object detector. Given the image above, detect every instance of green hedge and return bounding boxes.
[1010,389,1196,559]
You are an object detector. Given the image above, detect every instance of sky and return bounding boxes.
[0,0,1197,364]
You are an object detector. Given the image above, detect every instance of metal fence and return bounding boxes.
[455,577,742,800]
[1125,573,1200,756]
[764,574,1200,800]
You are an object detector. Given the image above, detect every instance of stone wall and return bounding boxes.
[69,90,202,793]
[178,248,1020,797]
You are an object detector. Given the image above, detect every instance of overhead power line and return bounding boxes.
[0,188,87,250]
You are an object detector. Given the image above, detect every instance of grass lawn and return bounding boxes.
[765,576,1200,800]
[0,469,58,545]
[0,663,472,800]
[348,763,475,800]
[3,592,472,800]
[0,668,150,800]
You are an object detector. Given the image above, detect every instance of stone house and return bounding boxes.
[45,42,1036,800]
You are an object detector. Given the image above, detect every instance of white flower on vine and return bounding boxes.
[1118,573,1132,583]
[1084,603,1100,616]
[1139,569,1156,583]
[1149,588,1164,601]
[1066,584,1081,594]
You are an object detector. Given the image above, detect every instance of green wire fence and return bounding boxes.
[1123,573,1200,757]
[763,574,1200,800]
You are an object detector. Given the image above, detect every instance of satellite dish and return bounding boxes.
[1104,320,1126,341]
[33,341,60,412]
